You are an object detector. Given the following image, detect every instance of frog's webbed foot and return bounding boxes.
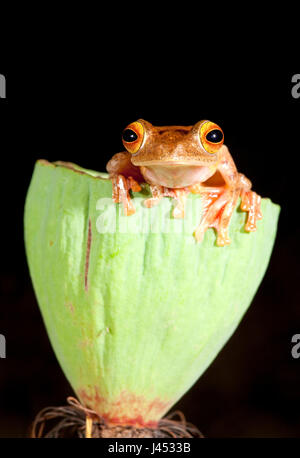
[236,173,262,231]
[240,189,262,231]
[111,174,141,216]
[144,185,189,218]
[192,175,263,245]
[193,188,236,246]
[143,185,165,209]
[172,189,189,218]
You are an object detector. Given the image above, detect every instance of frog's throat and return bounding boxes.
[139,164,213,189]
[133,160,213,166]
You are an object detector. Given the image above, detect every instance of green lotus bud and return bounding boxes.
[24,160,280,428]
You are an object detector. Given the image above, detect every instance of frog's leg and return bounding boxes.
[107,152,143,216]
[239,174,262,231]
[192,147,263,245]
[192,188,231,244]
[172,189,189,218]
[193,185,261,245]
[144,185,189,218]
[212,189,240,246]
[111,174,141,216]
[143,185,165,208]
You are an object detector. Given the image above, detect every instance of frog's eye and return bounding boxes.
[122,121,144,154]
[200,121,224,154]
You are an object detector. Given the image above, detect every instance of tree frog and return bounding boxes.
[106,119,262,246]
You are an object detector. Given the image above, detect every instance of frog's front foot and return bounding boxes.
[240,189,262,231]
[111,174,141,216]
[144,186,188,218]
[193,184,263,246]
[143,185,165,209]
[193,189,238,246]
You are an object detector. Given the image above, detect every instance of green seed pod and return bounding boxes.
[24,160,280,428]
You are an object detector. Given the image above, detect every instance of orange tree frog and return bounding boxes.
[106,119,262,246]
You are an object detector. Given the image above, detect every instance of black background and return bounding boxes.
[0,44,300,438]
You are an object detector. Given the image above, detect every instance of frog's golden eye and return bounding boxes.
[122,121,144,154]
[200,121,224,154]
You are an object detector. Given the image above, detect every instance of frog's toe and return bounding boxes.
[241,191,262,232]
[216,231,231,246]
[111,174,136,216]
[172,204,185,219]
[193,227,205,243]
[144,197,160,208]
[193,220,211,243]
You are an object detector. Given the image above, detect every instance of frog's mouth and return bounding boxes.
[139,163,213,189]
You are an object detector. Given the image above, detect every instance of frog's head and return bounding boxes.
[121,119,225,188]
